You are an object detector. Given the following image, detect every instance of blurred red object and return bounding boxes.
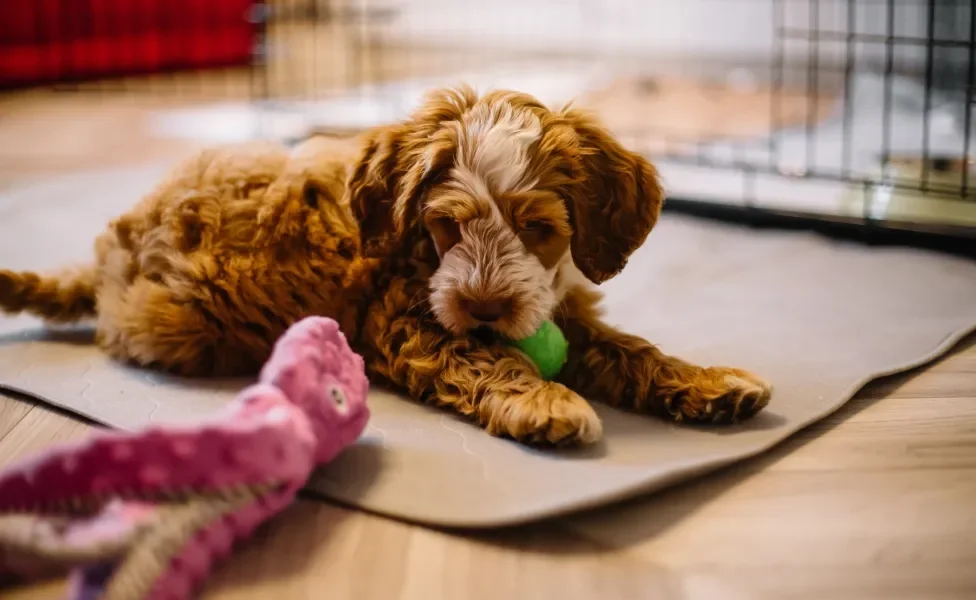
[0,0,257,88]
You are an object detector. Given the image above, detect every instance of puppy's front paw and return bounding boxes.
[670,367,772,424]
[483,381,603,446]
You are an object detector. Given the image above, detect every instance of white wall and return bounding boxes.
[369,0,772,58]
[362,0,931,70]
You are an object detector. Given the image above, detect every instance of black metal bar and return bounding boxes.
[173,0,185,97]
[249,2,270,105]
[862,180,873,226]
[346,7,362,90]
[644,151,968,201]
[661,197,976,258]
[769,0,785,173]
[778,28,972,49]
[806,0,820,175]
[963,1,975,198]
[311,1,320,101]
[920,0,937,191]
[743,167,758,214]
[841,0,857,181]
[880,0,896,179]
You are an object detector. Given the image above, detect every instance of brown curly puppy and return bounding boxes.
[0,86,771,445]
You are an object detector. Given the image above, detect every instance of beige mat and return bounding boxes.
[1,165,975,528]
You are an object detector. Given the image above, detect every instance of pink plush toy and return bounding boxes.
[0,316,370,599]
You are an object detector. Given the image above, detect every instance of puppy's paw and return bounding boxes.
[483,381,603,446]
[670,367,772,424]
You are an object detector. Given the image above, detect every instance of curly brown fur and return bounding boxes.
[346,85,771,444]
[555,286,770,424]
[0,267,96,323]
[1,137,360,376]
[0,88,771,445]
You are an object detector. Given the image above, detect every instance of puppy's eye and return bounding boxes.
[521,220,553,237]
[303,185,319,209]
[431,215,459,229]
[327,385,350,415]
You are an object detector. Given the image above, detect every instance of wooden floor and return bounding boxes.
[3,340,975,600]
[2,28,976,600]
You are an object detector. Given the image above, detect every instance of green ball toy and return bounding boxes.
[507,320,569,381]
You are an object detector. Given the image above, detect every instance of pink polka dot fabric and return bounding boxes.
[0,316,370,600]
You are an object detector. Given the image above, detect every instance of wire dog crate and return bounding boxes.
[2,0,974,251]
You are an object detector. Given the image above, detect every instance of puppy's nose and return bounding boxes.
[469,301,503,323]
[464,298,511,323]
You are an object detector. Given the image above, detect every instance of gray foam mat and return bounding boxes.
[2,165,975,527]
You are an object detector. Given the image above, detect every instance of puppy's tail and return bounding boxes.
[0,267,97,323]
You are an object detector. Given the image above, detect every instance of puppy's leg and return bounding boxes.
[92,196,272,377]
[374,318,603,445]
[555,287,771,424]
[96,276,269,377]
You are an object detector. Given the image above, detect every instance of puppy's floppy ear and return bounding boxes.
[346,127,456,258]
[560,108,665,284]
[346,86,475,258]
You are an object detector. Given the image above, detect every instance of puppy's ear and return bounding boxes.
[347,87,474,258]
[560,108,664,284]
[346,127,456,258]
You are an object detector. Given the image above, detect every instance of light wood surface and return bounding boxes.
[2,338,975,600]
[3,22,976,600]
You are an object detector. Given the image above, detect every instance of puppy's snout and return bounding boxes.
[460,296,513,323]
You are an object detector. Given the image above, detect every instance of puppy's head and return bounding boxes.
[347,85,664,339]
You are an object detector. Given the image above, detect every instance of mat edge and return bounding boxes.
[310,321,976,529]
[3,322,975,530]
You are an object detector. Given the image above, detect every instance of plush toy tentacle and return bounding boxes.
[0,386,315,516]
